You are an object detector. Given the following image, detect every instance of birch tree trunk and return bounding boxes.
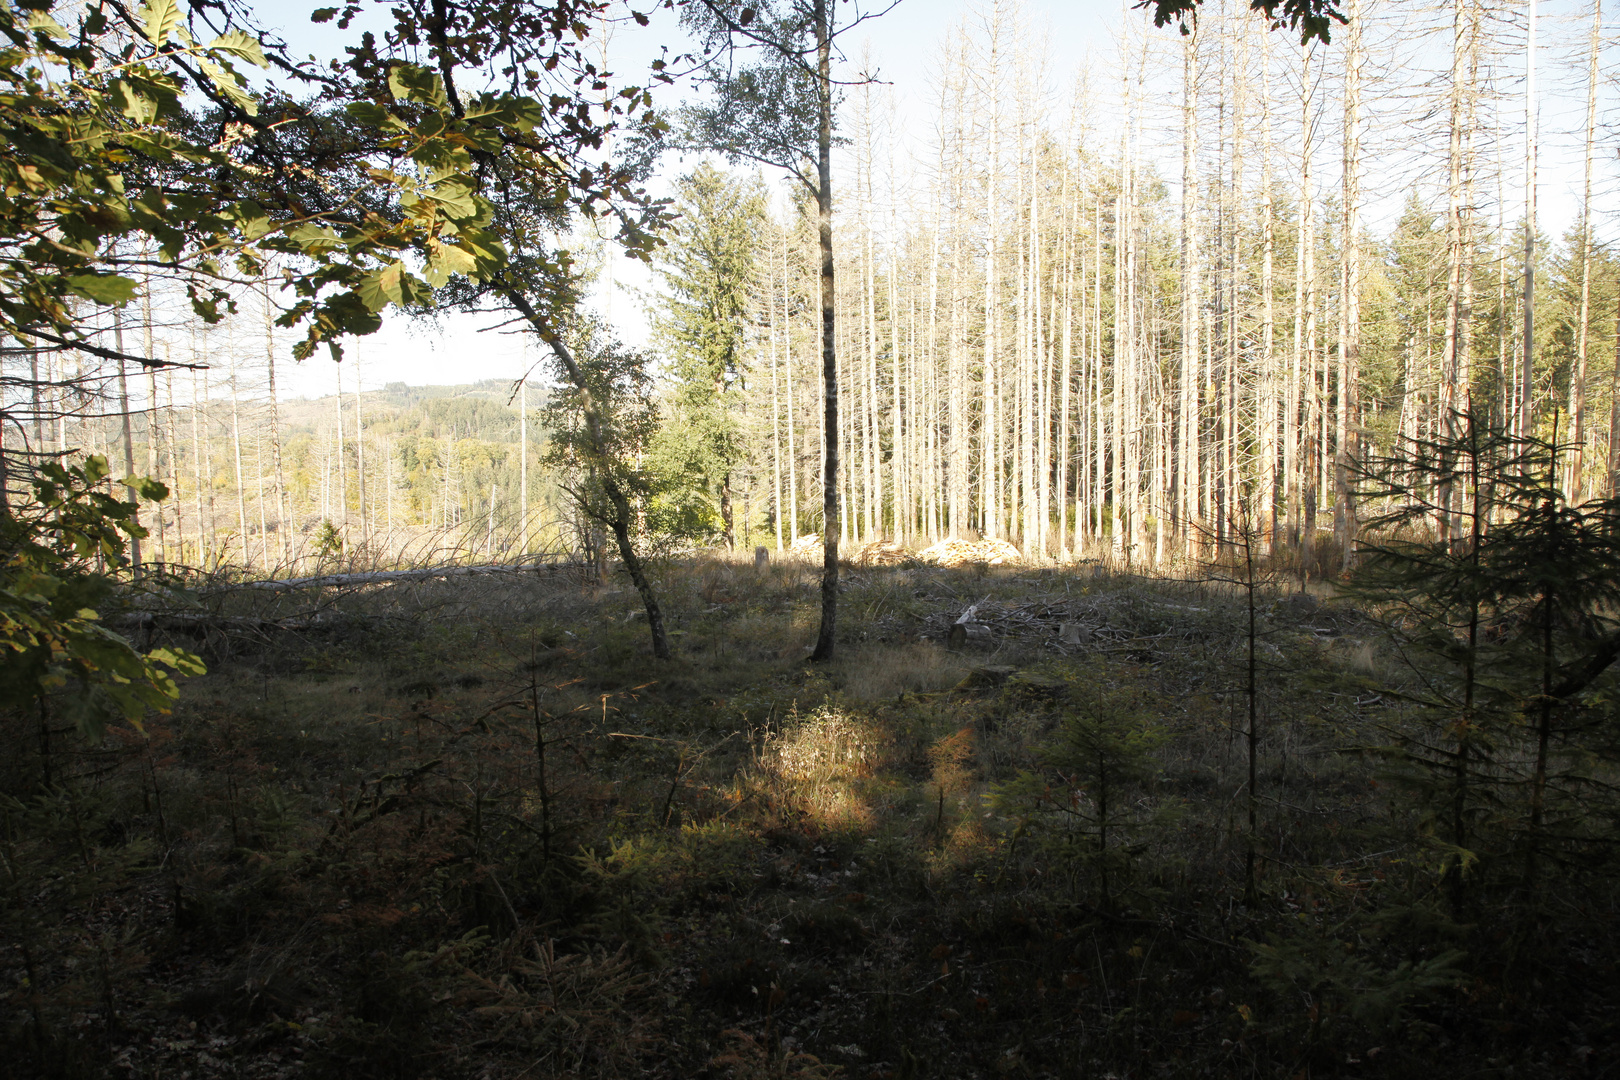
[333,362,347,550]
[262,281,292,566]
[981,12,1003,541]
[1439,0,1476,541]
[1259,29,1279,552]
[1335,0,1363,570]
[1570,0,1599,501]
[1179,26,1201,560]
[229,351,248,566]
[354,348,367,545]
[191,365,208,568]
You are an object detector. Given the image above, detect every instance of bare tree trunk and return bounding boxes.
[1439,0,1478,543]
[139,277,162,562]
[1519,0,1537,440]
[982,15,1003,541]
[810,0,840,662]
[774,231,793,544]
[521,376,530,553]
[857,95,879,543]
[229,353,248,567]
[947,52,968,535]
[112,313,142,572]
[254,424,267,566]
[355,348,367,545]
[1287,42,1314,560]
[1093,200,1105,552]
[334,362,346,548]
[191,365,208,569]
[1125,40,1146,566]
[1057,119,1076,560]
[770,273,785,552]
[147,368,165,563]
[925,186,943,542]
[1222,21,1247,554]
[890,252,905,545]
[1336,0,1363,572]
[262,280,292,566]
[1259,29,1278,553]
[165,369,182,565]
[1112,184,1127,564]
[1179,26,1200,562]
[1570,0,1599,501]
[1609,297,1620,496]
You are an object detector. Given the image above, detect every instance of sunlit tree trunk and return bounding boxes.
[1287,42,1313,558]
[981,14,1003,540]
[1259,29,1278,553]
[1519,0,1537,440]
[1439,0,1477,543]
[783,229,800,543]
[1570,0,1599,502]
[1335,0,1363,570]
[229,350,248,566]
[261,282,291,566]
[191,364,208,568]
[1179,24,1200,561]
[354,349,367,546]
[809,0,840,661]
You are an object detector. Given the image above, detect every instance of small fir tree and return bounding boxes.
[1348,406,1620,912]
[992,664,1171,912]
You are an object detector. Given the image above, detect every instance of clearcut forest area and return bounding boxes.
[6,0,1620,1077]
[9,555,1620,1079]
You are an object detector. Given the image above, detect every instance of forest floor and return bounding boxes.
[4,554,1616,1079]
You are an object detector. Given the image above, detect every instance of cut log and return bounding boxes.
[949,601,993,649]
[948,622,992,649]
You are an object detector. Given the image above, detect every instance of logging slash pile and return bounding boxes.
[853,539,910,566]
[784,534,1025,568]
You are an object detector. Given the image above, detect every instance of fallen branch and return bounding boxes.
[201,561,566,594]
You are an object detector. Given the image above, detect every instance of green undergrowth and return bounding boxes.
[3,558,1615,1078]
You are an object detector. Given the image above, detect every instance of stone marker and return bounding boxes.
[754,545,769,569]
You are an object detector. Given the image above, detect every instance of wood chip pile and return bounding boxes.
[787,533,824,557]
[916,538,1024,567]
[786,536,1026,568]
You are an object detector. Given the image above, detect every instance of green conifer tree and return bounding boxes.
[648,164,769,548]
[1349,407,1620,913]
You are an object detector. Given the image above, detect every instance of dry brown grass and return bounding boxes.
[831,641,972,701]
[747,706,894,832]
